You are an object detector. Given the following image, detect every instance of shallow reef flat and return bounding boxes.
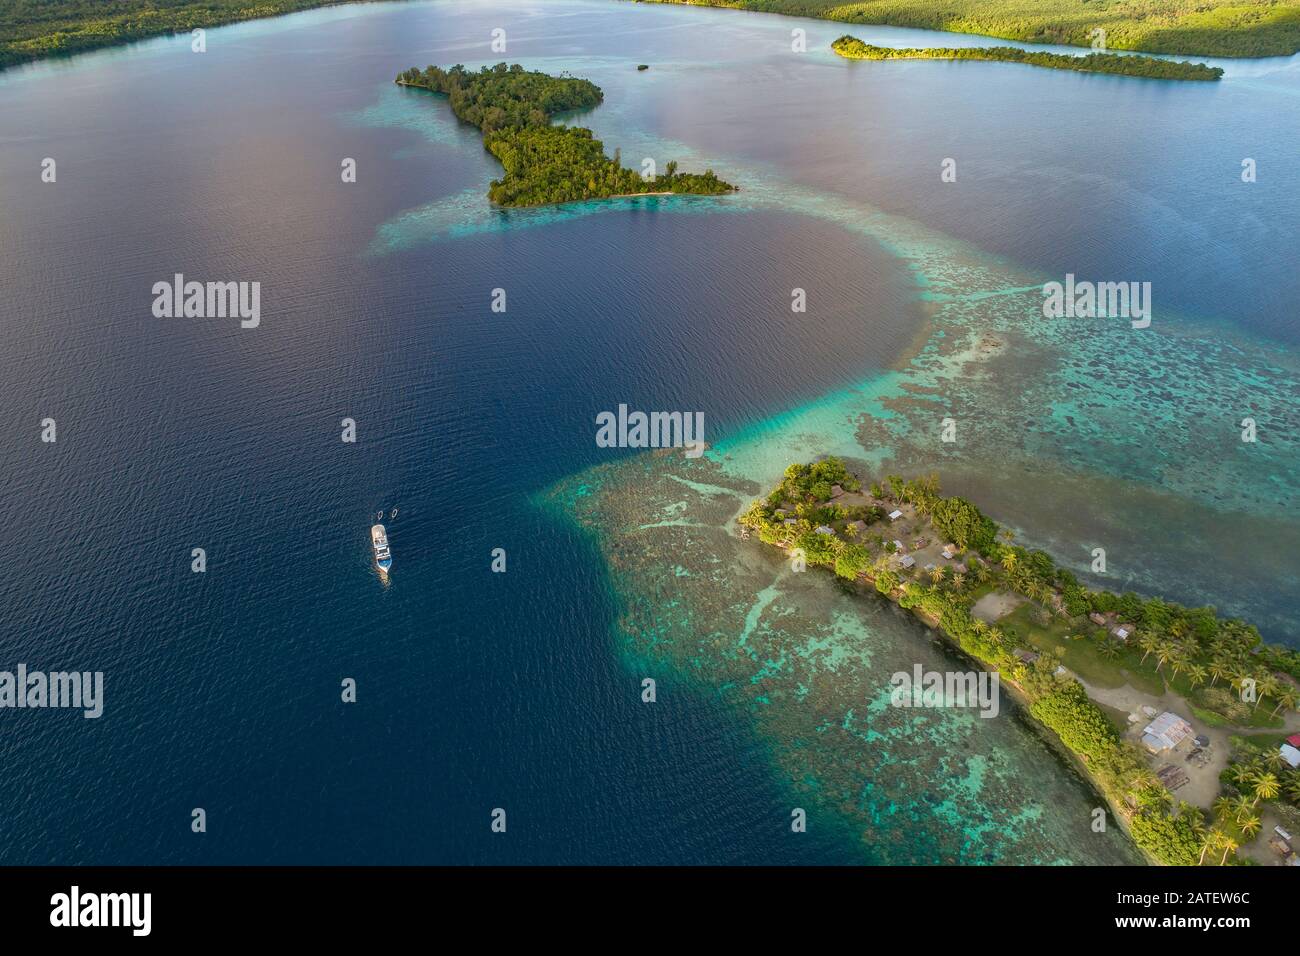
[547,451,1144,864]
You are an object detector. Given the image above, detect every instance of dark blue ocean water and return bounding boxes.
[0,0,1296,863]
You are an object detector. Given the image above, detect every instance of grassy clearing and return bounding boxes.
[999,604,1166,695]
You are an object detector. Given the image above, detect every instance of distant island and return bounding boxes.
[632,0,1300,58]
[832,35,1223,81]
[742,458,1300,865]
[396,63,735,207]
[0,0,380,70]
[4,0,1295,71]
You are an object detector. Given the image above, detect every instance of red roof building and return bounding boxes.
[1287,733,1300,748]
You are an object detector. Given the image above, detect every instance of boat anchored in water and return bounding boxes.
[371,523,392,574]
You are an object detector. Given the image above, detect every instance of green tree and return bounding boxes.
[1218,832,1239,865]
[1208,656,1234,686]
[1199,827,1222,866]
[930,496,997,553]
[1253,772,1280,806]
[1271,687,1298,717]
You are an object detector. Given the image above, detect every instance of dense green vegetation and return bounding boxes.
[740,458,1300,864]
[1211,743,1300,864]
[400,63,605,130]
[832,34,1224,80]
[0,0,375,70]
[929,495,998,553]
[482,125,735,205]
[1029,681,1120,761]
[633,0,1300,58]
[4,0,1296,71]
[1127,798,1205,866]
[397,63,735,207]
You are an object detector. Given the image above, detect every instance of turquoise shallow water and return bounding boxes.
[355,34,1300,637]
[549,452,1145,863]
[1,0,1295,864]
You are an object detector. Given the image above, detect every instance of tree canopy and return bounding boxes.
[636,0,1300,59]
[397,63,735,208]
[832,35,1224,81]
[738,458,1300,865]
[0,0,359,69]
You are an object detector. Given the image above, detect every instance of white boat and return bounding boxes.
[371,524,392,573]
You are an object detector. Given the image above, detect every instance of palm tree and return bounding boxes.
[952,572,966,591]
[1144,782,1174,808]
[1208,657,1234,687]
[1186,664,1208,690]
[1271,687,1298,717]
[928,566,945,585]
[1263,748,1290,772]
[1154,640,1177,674]
[1252,771,1280,807]
[1000,550,1019,574]
[1098,639,1121,662]
[1235,670,1262,709]
[1285,771,1300,804]
[1226,763,1255,789]
[1218,832,1239,865]
[1255,675,1281,713]
[1231,794,1254,822]
[1183,810,1206,853]
[1129,768,1162,794]
[1240,814,1262,839]
[1169,649,1191,678]
[1138,632,1162,665]
[1199,827,1222,866]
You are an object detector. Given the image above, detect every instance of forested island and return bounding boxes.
[396,63,734,207]
[742,459,1300,865]
[0,0,377,70]
[832,35,1224,81]
[634,0,1300,58]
